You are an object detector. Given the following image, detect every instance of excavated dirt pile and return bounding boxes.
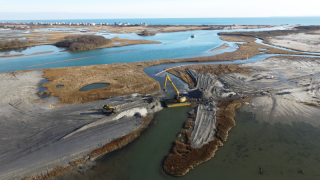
[186,68,236,99]
[163,68,251,176]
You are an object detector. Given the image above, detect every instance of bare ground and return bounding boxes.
[0,71,163,180]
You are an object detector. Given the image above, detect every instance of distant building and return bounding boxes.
[90,23,96,26]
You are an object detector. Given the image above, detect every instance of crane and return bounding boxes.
[163,74,191,107]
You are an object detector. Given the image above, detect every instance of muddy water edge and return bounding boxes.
[53,103,320,180]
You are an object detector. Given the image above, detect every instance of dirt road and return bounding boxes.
[0,71,162,179]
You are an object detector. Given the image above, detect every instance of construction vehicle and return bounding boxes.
[102,105,115,114]
[163,74,191,107]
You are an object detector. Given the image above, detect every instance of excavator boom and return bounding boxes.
[163,74,190,107]
[164,74,180,97]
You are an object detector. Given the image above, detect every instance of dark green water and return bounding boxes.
[55,107,320,180]
[79,83,110,91]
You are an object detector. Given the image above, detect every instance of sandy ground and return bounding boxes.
[223,56,320,126]
[269,33,320,52]
[210,43,229,52]
[163,54,320,175]
[0,71,163,179]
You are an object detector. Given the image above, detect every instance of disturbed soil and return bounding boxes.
[163,54,320,176]
[167,64,251,88]
[163,67,252,176]
[269,32,320,52]
[0,70,163,180]
[163,98,251,176]
[23,115,154,180]
[240,56,320,126]
[218,26,320,52]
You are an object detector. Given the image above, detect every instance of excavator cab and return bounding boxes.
[163,74,191,107]
[173,95,187,102]
[102,105,115,114]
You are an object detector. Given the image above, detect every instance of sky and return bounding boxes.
[1,0,320,20]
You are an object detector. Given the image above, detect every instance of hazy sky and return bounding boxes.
[1,0,320,20]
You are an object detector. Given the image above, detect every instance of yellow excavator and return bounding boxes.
[163,74,191,107]
[102,105,115,114]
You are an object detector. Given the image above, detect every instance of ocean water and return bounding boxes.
[3,17,320,25]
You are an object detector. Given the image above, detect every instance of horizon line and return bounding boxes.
[1,16,320,21]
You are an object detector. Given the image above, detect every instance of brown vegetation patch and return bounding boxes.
[220,36,256,42]
[102,37,160,48]
[42,63,161,104]
[0,54,24,58]
[55,35,111,51]
[163,97,251,176]
[184,121,194,129]
[23,158,87,180]
[20,31,159,50]
[0,39,34,49]
[163,136,222,176]
[216,97,251,141]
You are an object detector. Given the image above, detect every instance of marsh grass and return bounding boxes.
[0,39,33,49]
[163,98,251,176]
[55,35,111,51]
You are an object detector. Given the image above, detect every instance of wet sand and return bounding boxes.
[269,32,320,52]
[210,43,229,52]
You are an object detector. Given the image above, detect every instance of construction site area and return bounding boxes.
[3,24,320,180]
